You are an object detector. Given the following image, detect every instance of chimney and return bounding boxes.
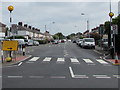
[28,26,31,29]
[24,24,28,28]
[32,27,35,30]
[18,22,23,26]
[38,29,40,32]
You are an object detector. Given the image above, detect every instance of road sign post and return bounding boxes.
[2,40,18,62]
[112,24,118,59]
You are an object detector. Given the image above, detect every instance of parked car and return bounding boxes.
[81,38,95,49]
[33,41,39,46]
[28,40,34,46]
[12,39,26,48]
[72,40,76,43]
[68,39,71,42]
[61,40,65,43]
[52,40,59,44]
[78,39,83,47]
[102,38,108,50]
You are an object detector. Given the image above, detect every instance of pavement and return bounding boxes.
[1,52,32,67]
[95,45,120,65]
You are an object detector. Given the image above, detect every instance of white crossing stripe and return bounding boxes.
[70,58,80,64]
[29,57,40,61]
[57,58,65,63]
[43,57,52,62]
[96,59,109,64]
[57,58,65,62]
[83,59,94,64]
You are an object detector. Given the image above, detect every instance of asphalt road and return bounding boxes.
[2,42,120,89]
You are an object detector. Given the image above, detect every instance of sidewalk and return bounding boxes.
[95,45,120,65]
[2,54,32,66]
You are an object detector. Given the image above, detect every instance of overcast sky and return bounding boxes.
[1,1,119,36]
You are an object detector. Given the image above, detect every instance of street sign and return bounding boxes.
[112,25,118,34]
[2,40,18,51]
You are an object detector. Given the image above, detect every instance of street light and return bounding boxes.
[45,22,55,32]
[81,13,90,38]
[8,5,14,58]
[8,5,14,37]
[109,0,115,59]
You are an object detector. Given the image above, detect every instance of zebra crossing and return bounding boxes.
[26,57,111,65]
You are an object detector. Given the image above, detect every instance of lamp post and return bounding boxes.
[8,5,14,37]
[81,13,90,38]
[44,22,55,43]
[109,0,115,59]
[109,12,114,59]
[8,5,14,59]
[45,22,55,32]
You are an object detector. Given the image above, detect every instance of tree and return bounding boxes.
[53,32,65,39]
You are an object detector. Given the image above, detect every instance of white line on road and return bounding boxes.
[8,76,23,78]
[96,59,109,64]
[50,76,66,78]
[70,58,80,64]
[43,57,52,62]
[83,59,94,64]
[29,57,40,61]
[74,75,89,78]
[95,77,111,78]
[57,58,65,63]
[93,75,111,79]
[29,76,44,78]
[113,75,120,78]
[94,50,102,54]
[69,67,75,78]
[18,62,23,66]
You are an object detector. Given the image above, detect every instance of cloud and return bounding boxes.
[2,2,118,36]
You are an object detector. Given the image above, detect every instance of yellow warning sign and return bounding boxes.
[2,40,18,51]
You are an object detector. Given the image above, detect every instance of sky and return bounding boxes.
[1,0,119,36]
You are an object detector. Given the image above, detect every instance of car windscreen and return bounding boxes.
[84,39,94,42]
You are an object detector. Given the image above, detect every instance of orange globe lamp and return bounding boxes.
[8,5,14,12]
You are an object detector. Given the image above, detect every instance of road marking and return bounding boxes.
[94,50,102,54]
[70,58,80,64]
[50,76,66,78]
[29,57,40,61]
[57,58,65,63]
[26,62,34,63]
[93,75,111,78]
[83,59,94,64]
[95,77,111,78]
[8,76,23,78]
[74,75,89,78]
[113,75,120,78]
[18,62,23,66]
[43,57,52,62]
[29,76,44,78]
[96,59,109,64]
[69,67,75,78]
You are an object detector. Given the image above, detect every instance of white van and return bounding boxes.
[81,38,95,49]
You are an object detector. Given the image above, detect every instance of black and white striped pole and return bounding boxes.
[109,12,114,59]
